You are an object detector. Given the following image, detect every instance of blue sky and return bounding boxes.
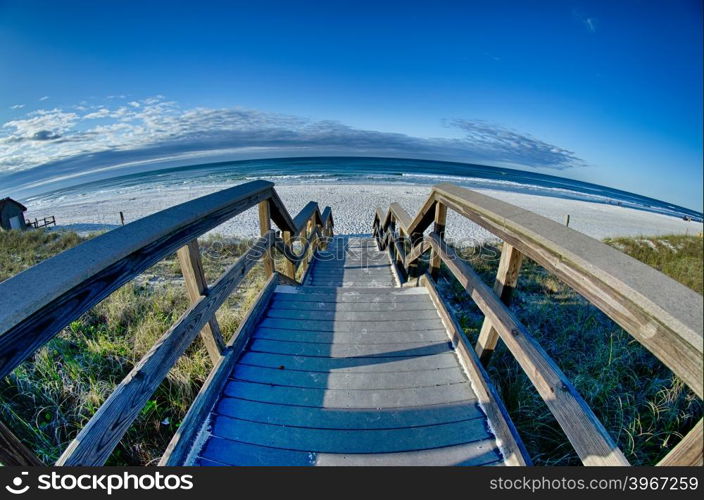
[0,0,702,210]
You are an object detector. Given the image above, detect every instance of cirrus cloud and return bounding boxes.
[0,95,585,195]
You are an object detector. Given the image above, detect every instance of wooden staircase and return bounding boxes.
[0,180,700,467]
[190,236,507,466]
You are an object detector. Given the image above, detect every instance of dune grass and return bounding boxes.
[0,229,701,465]
[0,229,269,465]
[436,233,702,465]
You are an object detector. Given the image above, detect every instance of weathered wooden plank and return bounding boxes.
[433,183,703,398]
[276,284,429,294]
[266,307,440,322]
[321,206,334,230]
[271,294,429,305]
[312,262,392,271]
[222,379,474,408]
[310,268,389,276]
[292,201,322,233]
[657,419,703,466]
[258,200,275,276]
[310,278,394,288]
[199,435,502,466]
[159,274,279,466]
[422,273,530,466]
[0,180,273,380]
[238,351,461,372]
[177,239,226,363]
[269,297,435,312]
[0,419,44,466]
[389,203,413,235]
[308,279,396,288]
[271,290,430,304]
[427,233,629,466]
[258,317,445,333]
[229,364,468,390]
[280,231,296,279]
[253,327,449,344]
[241,352,464,373]
[209,414,492,454]
[476,243,524,364]
[200,437,315,465]
[217,396,481,427]
[248,338,452,358]
[274,270,300,287]
[56,232,276,466]
[429,202,447,280]
[404,239,430,269]
[266,188,297,234]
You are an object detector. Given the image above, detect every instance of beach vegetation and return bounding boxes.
[436,233,703,465]
[0,229,701,465]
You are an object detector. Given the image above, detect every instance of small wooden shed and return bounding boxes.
[0,198,28,231]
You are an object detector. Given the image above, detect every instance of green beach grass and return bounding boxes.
[0,229,270,465]
[0,229,701,465]
[436,233,702,465]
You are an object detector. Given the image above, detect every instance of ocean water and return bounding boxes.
[25,157,703,221]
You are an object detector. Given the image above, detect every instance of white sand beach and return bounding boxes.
[24,182,703,243]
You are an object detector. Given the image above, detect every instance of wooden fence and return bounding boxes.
[26,215,56,229]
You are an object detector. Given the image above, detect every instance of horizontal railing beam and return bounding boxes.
[0,180,274,381]
[292,202,322,234]
[432,183,703,398]
[657,419,703,466]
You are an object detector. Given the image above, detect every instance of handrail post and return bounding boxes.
[177,239,226,363]
[299,218,314,277]
[475,242,524,365]
[0,419,44,466]
[281,230,296,279]
[429,202,447,280]
[258,200,275,277]
[407,230,423,284]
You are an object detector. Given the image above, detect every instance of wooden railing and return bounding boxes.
[26,215,56,229]
[373,182,703,466]
[0,180,333,466]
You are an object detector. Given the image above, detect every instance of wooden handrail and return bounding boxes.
[57,232,276,466]
[0,180,334,465]
[0,180,273,380]
[374,182,703,465]
[427,232,628,465]
[657,419,703,466]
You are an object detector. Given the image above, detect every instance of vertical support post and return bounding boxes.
[429,202,447,280]
[475,242,524,364]
[0,420,44,466]
[119,211,125,226]
[407,231,423,285]
[564,214,570,227]
[281,230,296,279]
[307,218,318,256]
[299,218,313,277]
[177,240,226,363]
[258,200,275,277]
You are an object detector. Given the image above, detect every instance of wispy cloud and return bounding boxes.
[39,95,50,101]
[572,7,598,33]
[0,96,585,193]
[10,104,25,110]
